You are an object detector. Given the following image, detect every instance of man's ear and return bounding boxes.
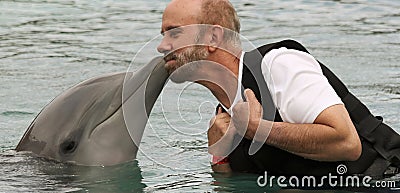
[208,25,224,53]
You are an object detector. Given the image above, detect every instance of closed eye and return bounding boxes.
[161,26,183,38]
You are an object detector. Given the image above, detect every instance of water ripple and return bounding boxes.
[1,111,34,117]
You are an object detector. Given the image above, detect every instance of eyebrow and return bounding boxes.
[161,25,181,35]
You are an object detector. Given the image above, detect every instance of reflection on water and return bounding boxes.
[0,151,145,192]
[0,0,399,192]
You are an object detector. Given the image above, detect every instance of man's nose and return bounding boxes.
[157,37,172,54]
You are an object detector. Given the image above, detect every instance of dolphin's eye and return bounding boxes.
[60,140,77,154]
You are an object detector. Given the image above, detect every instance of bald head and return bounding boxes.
[162,0,240,34]
[162,0,202,31]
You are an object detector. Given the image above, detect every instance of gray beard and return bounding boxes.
[169,46,209,83]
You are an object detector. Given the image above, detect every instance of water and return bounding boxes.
[0,0,399,192]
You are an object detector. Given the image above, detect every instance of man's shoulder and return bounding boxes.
[247,39,308,56]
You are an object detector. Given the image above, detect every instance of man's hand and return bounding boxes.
[232,89,264,140]
[208,107,235,173]
[208,107,236,157]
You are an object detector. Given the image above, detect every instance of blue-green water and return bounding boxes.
[1,0,399,192]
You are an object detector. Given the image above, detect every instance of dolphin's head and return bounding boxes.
[16,57,168,166]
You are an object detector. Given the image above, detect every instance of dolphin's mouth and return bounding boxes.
[85,72,139,140]
[87,99,123,139]
[88,57,167,139]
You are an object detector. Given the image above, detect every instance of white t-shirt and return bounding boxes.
[223,47,343,124]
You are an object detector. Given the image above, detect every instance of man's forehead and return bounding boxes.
[161,0,202,32]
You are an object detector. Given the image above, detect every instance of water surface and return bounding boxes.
[0,0,399,192]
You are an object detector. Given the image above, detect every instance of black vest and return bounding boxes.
[224,39,400,177]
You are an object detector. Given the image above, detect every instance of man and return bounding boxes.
[157,0,399,177]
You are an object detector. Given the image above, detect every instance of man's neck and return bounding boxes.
[197,49,242,109]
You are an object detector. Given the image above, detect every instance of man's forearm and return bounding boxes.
[263,120,361,161]
[266,121,340,160]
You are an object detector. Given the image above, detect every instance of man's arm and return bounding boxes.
[266,104,361,161]
[232,89,362,162]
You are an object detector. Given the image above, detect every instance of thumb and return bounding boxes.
[244,89,257,103]
[217,106,222,114]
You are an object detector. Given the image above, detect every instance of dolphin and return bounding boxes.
[15,57,168,166]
